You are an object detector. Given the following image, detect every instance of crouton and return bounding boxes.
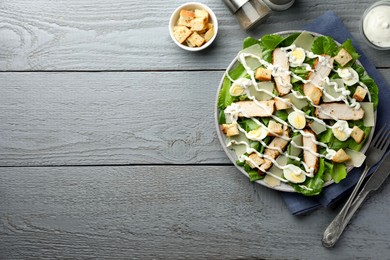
[197,23,213,34]
[180,9,196,19]
[203,27,214,42]
[195,9,209,22]
[206,23,213,30]
[178,10,196,27]
[221,123,239,137]
[173,26,192,44]
[255,68,272,81]
[351,126,365,144]
[268,120,283,136]
[187,32,205,47]
[332,148,351,163]
[186,39,195,48]
[334,48,353,67]
[246,153,264,169]
[190,17,207,31]
[173,8,214,49]
[274,98,291,110]
[353,86,368,102]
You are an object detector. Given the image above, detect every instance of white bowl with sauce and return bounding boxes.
[361,0,390,50]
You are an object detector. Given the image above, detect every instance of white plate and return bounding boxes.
[215,30,375,192]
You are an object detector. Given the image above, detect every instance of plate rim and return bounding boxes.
[214,30,376,193]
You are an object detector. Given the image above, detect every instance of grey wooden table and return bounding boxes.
[1,0,389,259]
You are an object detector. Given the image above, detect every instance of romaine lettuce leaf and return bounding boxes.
[279,32,301,47]
[348,126,371,151]
[319,128,333,144]
[260,34,285,51]
[332,163,347,183]
[292,158,325,196]
[274,110,288,121]
[243,36,261,49]
[229,63,247,80]
[351,63,379,109]
[244,163,264,182]
[360,74,379,109]
[239,118,259,132]
[330,137,351,151]
[340,39,360,65]
[217,77,233,110]
[218,110,226,124]
[311,36,338,56]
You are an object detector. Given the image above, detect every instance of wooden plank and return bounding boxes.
[1,70,389,166]
[0,165,389,259]
[0,71,228,166]
[0,0,389,71]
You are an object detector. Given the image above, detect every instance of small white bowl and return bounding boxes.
[169,2,218,51]
[360,0,390,50]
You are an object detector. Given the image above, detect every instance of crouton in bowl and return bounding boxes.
[169,2,218,51]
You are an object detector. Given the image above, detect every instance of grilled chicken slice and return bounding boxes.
[273,48,291,96]
[315,103,364,120]
[237,100,275,117]
[259,126,290,172]
[303,55,334,105]
[302,129,319,174]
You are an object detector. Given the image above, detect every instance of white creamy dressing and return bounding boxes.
[363,5,390,48]
[226,140,293,183]
[322,77,361,110]
[224,43,364,183]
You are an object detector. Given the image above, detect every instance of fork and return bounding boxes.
[322,124,390,248]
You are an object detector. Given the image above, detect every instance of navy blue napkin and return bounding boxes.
[281,11,390,216]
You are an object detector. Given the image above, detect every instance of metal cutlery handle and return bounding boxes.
[343,189,370,225]
[322,165,369,247]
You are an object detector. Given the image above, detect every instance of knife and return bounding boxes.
[343,152,390,225]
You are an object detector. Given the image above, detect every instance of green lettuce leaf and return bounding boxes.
[319,128,333,144]
[239,118,258,132]
[260,34,285,51]
[332,163,347,183]
[229,63,247,80]
[360,74,379,109]
[311,36,338,56]
[330,137,351,151]
[274,110,288,121]
[323,161,334,182]
[292,158,325,196]
[243,36,261,49]
[340,39,360,65]
[279,32,301,47]
[217,77,233,110]
[218,110,226,124]
[348,127,372,151]
[244,164,264,182]
[351,63,378,108]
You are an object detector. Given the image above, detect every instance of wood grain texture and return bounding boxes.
[0,165,389,259]
[0,71,227,166]
[0,0,389,71]
[1,70,389,166]
[1,1,390,259]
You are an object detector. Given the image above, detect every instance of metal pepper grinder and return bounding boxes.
[262,0,295,11]
[222,0,271,30]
